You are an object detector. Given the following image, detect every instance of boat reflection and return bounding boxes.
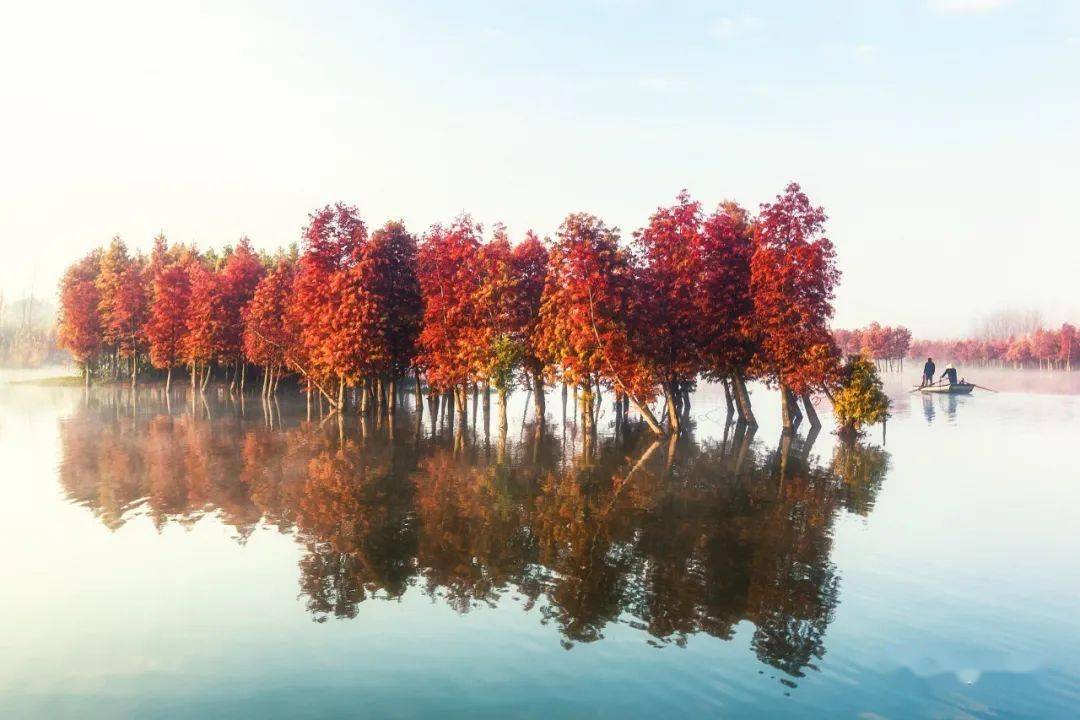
[57,391,889,684]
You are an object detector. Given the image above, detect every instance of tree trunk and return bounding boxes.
[722,377,735,416]
[801,392,821,429]
[240,363,247,394]
[337,376,346,412]
[780,385,802,431]
[731,371,757,427]
[497,386,508,432]
[532,371,545,422]
[165,366,172,394]
[415,370,424,412]
[85,362,91,388]
[579,384,593,432]
[387,378,397,414]
[663,380,681,433]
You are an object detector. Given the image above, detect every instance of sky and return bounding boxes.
[1,0,1077,338]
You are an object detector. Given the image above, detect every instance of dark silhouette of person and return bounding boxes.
[939,364,958,386]
[922,358,936,387]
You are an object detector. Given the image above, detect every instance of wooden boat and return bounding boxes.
[918,383,975,395]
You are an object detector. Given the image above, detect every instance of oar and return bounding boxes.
[971,383,998,393]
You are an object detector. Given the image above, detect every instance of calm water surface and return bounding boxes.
[0,369,1078,718]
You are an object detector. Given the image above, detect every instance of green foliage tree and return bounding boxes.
[833,355,890,438]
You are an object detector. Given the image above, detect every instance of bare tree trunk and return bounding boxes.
[801,392,821,429]
[780,384,802,431]
[414,370,424,412]
[722,377,735,417]
[532,371,545,422]
[165,366,172,394]
[387,378,397,414]
[337,376,346,413]
[731,371,757,427]
[561,382,568,424]
[663,380,681,433]
[497,386,508,432]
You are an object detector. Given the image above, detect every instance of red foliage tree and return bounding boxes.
[293,203,369,406]
[356,220,423,409]
[96,236,149,383]
[145,257,191,392]
[57,251,103,386]
[696,201,758,424]
[535,213,663,435]
[512,231,550,419]
[417,216,486,413]
[219,236,266,390]
[1060,323,1077,371]
[750,183,840,429]
[244,257,298,397]
[184,260,226,390]
[634,191,704,431]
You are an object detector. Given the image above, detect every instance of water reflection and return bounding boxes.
[57,391,889,684]
[920,392,964,424]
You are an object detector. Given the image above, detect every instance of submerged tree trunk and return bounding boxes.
[165,366,172,394]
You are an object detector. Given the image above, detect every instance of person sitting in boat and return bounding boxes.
[922,357,936,387]
[939,363,959,386]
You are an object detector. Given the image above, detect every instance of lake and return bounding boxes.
[0,369,1077,719]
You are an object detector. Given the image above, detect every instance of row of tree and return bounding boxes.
[907,324,1078,370]
[58,183,865,434]
[833,323,912,372]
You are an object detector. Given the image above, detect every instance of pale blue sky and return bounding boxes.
[1,0,1077,336]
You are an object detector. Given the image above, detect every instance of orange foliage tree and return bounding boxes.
[535,213,663,435]
[57,251,103,386]
[144,244,191,392]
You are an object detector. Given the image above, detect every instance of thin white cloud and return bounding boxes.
[638,75,689,91]
[711,15,760,41]
[928,0,1011,13]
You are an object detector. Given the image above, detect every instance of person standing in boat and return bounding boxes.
[939,363,959,386]
[922,357,936,387]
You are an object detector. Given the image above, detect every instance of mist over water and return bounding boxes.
[0,375,1077,718]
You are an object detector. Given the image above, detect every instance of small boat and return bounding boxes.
[918,383,975,395]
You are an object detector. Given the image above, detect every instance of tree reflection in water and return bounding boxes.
[57,390,888,684]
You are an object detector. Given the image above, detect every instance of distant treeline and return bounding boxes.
[0,294,64,368]
[834,321,1078,371]
[57,184,892,436]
